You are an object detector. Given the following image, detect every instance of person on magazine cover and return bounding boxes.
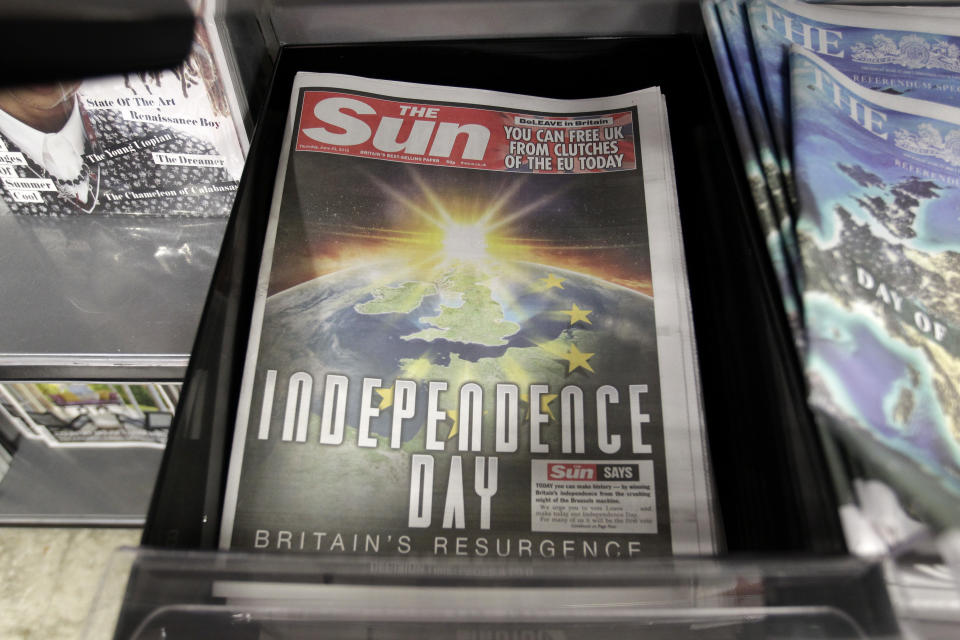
[0,82,236,216]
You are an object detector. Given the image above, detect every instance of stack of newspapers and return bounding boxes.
[704,0,960,535]
[217,73,718,558]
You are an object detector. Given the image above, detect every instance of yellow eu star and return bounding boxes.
[539,273,566,289]
[561,303,592,325]
[446,409,459,439]
[540,393,558,420]
[375,386,394,410]
[563,344,595,374]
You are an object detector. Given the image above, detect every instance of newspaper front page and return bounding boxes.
[791,47,960,514]
[219,73,715,558]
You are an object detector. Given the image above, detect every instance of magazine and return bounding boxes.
[0,1,245,217]
[218,73,716,557]
[0,0,248,365]
[790,46,960,521]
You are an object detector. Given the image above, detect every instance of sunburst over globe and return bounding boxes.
[442,223,488,261]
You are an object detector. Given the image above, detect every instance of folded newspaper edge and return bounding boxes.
[717,0,797,242]
[219,72,717,557]
[704,0,805,329]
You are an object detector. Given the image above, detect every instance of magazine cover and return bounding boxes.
[790,47,960,520]
[0,0,244,217]
[219,73,715,558]
[0,382,174,525]
[0,0,248,364]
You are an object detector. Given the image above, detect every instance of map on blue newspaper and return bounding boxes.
[791,46,960,507]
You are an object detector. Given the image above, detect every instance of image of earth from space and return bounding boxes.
[240,260,659,526]
[258,258,658,437]
[235,257,662,527]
